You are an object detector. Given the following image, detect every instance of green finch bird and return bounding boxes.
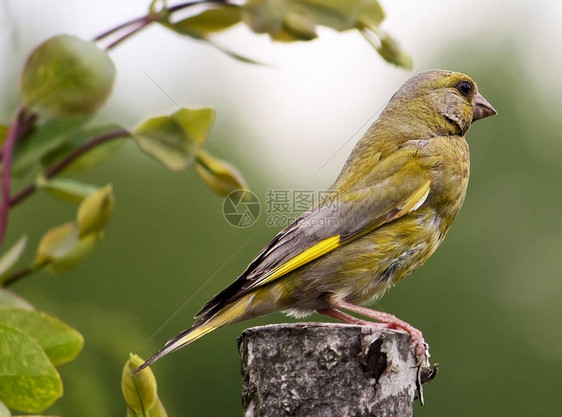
[137,69,496,372]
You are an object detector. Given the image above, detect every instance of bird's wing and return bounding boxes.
[196,148,430,321]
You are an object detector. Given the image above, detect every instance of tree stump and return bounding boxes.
[238,323,425,417]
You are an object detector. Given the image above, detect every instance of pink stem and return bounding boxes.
[0,109,24,251]
[93,15,146,42]
[104,17,159,51]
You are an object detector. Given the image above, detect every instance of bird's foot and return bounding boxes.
[415,362,440,406]
[319,303,436,405]
[333,300,430,367]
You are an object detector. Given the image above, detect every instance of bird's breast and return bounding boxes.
[415,136,470,229]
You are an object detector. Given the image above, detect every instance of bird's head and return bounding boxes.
[385,69,497,137]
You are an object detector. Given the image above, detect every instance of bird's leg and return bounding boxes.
[316,308,388,327]
[335,300,430,366]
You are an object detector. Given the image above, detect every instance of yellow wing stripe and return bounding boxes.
[242,180,429,294]
[393,179,431,220]
[248,235,341,290]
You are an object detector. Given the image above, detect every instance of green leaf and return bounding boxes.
[63,138,125,174]
[12,115,89,176]
[122,354,168,417]
[0,324,62,413]
[145,398,169,417]
[205,39,266,65]
[170,108,215,146]
[358,0,385,28]
[0,308,83,366]
[41,124,128,174]
[133,108,214,170]
[149,0,168,15]
[163,12,263,64]
[242,0,317,42]
[20,34,115,117]
[134,115,196,170]
[361,28,412,69]
[242,0,287,35]
[195,149,248,197]
[299,0,385,31]
[76,184,114,238]
[35,222,99,274]
[240,0,410,68]
[172,6,242,36]
[37,177,98,203]
[122,354,157,412]
[0,290,34,311]
[0,401,10,417]
[283,11,317,40]
[0,236,27,284]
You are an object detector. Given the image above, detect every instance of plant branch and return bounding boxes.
[93,15,147,42]
[0,108,26,251]
[105,17,160,51]
[93,0,228,50]
[0,112,36,163]
[2,267,34,288]
[10,128,130,207]
[167,0,226,13]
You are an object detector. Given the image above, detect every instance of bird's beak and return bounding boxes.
[472,92,497,122]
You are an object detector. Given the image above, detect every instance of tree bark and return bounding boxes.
[238,323,423,417]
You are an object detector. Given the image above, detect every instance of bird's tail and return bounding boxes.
[134,294,255,374]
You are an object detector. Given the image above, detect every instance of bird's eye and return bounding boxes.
[457,80,473,96]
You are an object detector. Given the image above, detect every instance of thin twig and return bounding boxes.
[2,267,34,287]
[10,128,130,207]
[167,0,226,13]
[0,112,36,164]
[92,0,228,50]
[105,17,159,51]
[8,183,35,208]
[0,108,25,251]
[46,128,130,177]
[93,15,147,41]
[18,112,37,139]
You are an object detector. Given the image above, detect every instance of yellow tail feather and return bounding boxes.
[135,294,254,373]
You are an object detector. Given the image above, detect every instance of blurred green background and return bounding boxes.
[2,0,562,415]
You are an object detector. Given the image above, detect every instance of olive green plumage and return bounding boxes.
[138,69,497,371]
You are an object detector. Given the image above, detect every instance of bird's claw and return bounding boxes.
[415,364,425,406]
[415,341,430,368]
[413,341,430,406]
[415,361,439,406]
